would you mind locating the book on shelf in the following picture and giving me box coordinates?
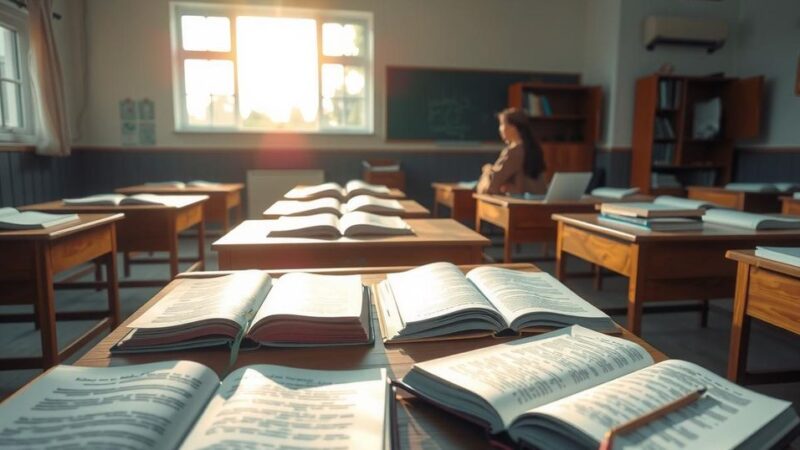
[0,207,79,230]
[143,180,220,188]
[599,214,703,232]
[725,182,800,193]
[398,325,799,450]
[650,173,682,189]
[658,78,681,110]
[374,262,616,343]
[590,187,640,200]
[284,180,392,201]
[264,195,404,218]
[692,97,721,140]
[266,212,413,239]
[112,271,372,353]
[651,142,674,165]
[0,361,392,449]
[63,193,173,206]
[525,92,542,116]
[653,117,675,139]
[755,246,800,267]
[539,95,553,116]
[599,200,707,219]
[702,209,800,231]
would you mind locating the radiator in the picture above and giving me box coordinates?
[246,170,325,219]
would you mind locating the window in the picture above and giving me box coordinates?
[171,3,373,134]
[0,6,32,140]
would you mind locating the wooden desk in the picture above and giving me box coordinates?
[261,199,430,220]
[552,213,800,336]
[688,186,786,213]
[726,250,800,385]
[431,182,476,225]
[474,194,605,263]
[21,196,208,286]
[116,183,244,233]
[781,196,800,215]
[0,214,123,369]
[284,187,407,200]
[74,263,667,450]
[213,219,490,270]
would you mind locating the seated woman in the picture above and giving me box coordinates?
[476,108,547,195]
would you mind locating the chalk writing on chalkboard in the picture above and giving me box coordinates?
[428,97,472,139]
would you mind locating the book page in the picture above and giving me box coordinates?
[265,198,342,216]
[0,207,18,218]
[269,213,341,236]
[0,361,220,449]
[285,182,344,199]
[654,195,715,210]
[339,211,410,236]
[345,179,390,195]
[129,271,271,330]
[63,193,125,205]
[701,209,800,230]
[386,262,497,324]
[466,267,610,325]
[344,195,403,213]
[410,326,653,430]
[249,273,363,328]
[526,359,795,449]
[179,365,387,450]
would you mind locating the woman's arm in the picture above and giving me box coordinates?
[476,147,523,194]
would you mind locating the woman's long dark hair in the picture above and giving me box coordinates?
[498,108,546,179]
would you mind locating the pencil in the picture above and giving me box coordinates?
[598,386,707,450]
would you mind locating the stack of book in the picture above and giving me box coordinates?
[525,92,553,117]
[658,78,681,109]
[598,196,713,231]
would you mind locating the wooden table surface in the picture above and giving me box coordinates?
[262,199,430,220]
[21,195,209,212]
[781,196,800,215]
[74,263,667,450]
[725,249,800,385]
[213,218,490,270]
[552,213,800,335]
[687,186,787,213]
[115,183,244,194]
[431,182,477,224]
[0,213,123,240]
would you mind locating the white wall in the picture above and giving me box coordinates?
[582,0,621,147]
[82,0,588,149]
[735,0,800,146]
[610,0,740,148]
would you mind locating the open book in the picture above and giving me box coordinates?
[267,212,413,238]
[726,182,800,193]
[400,326,799,450]
[63,193,169,206]
[0,361,391,450]
[284,180,392,201]
[265,195,405,218]
[755,246,800,267]
[590,186,640,199]
[112,271,371,353]
[374,262,616,343]
[703,209,800,230]
[0,207,79,230]
[144,180,221,188]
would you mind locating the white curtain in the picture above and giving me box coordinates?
[27,0,71,156]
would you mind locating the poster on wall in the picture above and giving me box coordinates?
[119,98,156,146]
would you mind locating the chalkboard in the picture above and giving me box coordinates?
[386,66,580,142]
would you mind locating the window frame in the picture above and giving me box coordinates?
[170,2,374,135]
[0,5,35,142]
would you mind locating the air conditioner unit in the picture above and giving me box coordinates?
[643,16,728,53]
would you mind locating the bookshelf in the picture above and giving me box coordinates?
[630,74,763,195]
[508,83,602,181]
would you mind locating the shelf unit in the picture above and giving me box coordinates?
[631,74,763,195]
[508,82,602,181]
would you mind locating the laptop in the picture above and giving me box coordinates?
[516,172,593,202]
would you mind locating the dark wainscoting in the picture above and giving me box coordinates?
[733,147,800,182]
[73,147,499,212]
[595,148,632,188]
[0,150,79,207]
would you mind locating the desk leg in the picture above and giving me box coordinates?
[728,262,752,383]
[433,200,439,218]
[34,242,58,368]
[222,211,230,234]
[169,233,180,279]
[626,245,645,336]
[123,252,131,277]
[235,203,242,227]
[105,226,121,328]
[503,228,513,263]
[555,223,567,281]
[699,299,710,327]
[197,221,206,271]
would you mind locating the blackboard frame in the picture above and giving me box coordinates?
[385,65,580,143]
